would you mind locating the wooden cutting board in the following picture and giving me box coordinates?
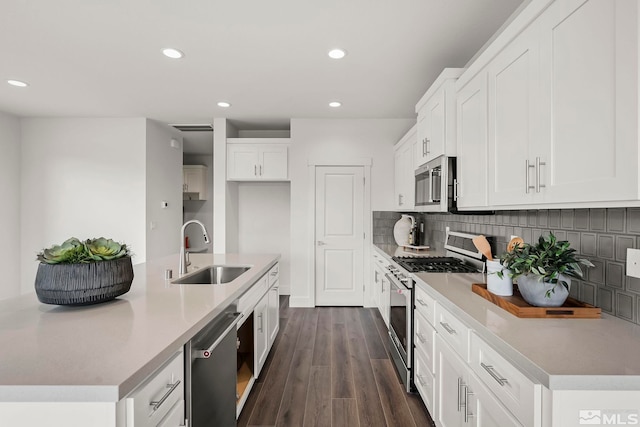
[472,283,601,318]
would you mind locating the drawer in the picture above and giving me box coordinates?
[414,285,436,326]
[470,333,540,426]
[238,275,269,321]
[267,263,279,286]
[413,349,435,414]
[434,304,469,361]
[126,350,184,427]
[414,311,436,375]
[157,400,185,427]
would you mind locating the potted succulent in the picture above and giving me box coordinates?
[498,233,594,307]
[35,237,133,305]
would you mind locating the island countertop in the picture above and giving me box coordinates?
[0,252,279,402]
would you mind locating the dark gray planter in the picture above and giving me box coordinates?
[35,256,134,305]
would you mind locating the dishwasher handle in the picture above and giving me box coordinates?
[195,312,243,359]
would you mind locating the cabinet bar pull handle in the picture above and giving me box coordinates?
[416,298,428,307]
[150,379,181,411]
[260,164,263,176]
[426,138,430,154]
[525,160,535,193]
[417,375,427,386]
[536,157,546,192]
[457,377,464,412]
[464,385,474,422]
[398,194,403,206]
[423,139,427,156]
[481,362,509,386]
[254,165,257,176]
[258,313,264,332]
[440,322,456,335]
[453,178,459,201]
[416,332,427,344]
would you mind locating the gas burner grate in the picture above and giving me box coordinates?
[392,256,480,273]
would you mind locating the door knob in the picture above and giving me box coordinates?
[317,241,327,246]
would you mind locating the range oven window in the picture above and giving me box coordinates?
[389,279,411,361]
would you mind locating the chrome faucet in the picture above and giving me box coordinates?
[180,220,211,275]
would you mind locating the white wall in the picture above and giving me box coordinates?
[20,118,147,294]
[212,118,239,253]
[0,112,22,300]
[288,118,414,307]
[238,182,291,294]
[183,153,214,252]
[145,119,183,260]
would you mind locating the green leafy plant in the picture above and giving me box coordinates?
[498,232,593,297]
[37,237,130,265]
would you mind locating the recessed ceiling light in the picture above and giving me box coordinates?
[7,79,28,87]
[217,101,231,108]
[328,49,347,59]
[162,48,184,59]
[329,101,342,108]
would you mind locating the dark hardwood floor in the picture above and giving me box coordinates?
[238,296,435,427]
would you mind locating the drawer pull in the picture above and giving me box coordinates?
[417,375,427,387]
[416,298,428,307]
[481,362,509,386]
[150,379,181,412]
[440,322,456,335]
[464,385,474,422]
[416,332,427,344]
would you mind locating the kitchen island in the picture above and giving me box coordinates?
[0,252,279,426]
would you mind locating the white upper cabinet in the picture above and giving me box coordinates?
[415,68,465,167]
[394,125,416,210]
[536,0,638,204]
[482,0,638,208]
[456,71,489,209]
[183,165,208,200]
[487,24,540,206]
[227,138,289,181]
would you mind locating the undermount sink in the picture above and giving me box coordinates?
[173,266,251,285]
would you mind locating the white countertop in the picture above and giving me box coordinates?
[0,252,279,402]
[373,244,640,391]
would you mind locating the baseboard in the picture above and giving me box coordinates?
[289,296,314,308]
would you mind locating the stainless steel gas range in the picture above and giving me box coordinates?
[385,228,488,393]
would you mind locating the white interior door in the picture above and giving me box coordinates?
[315,166,364,306]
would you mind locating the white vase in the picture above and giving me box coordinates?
[393,214,415,246]
[517,274,571,307]
[486,260,513,296]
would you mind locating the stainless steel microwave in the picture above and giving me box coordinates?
[414,156,457,212]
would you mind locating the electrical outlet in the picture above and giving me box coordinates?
[627,248,640,278]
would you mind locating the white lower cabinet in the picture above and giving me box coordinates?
[157,401,185,427]
[435,334,469,427]
[467,373,522,427]
[372,252,389,326]
[126,350,185,427]
[254,292,269,377]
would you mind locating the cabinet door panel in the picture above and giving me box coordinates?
[488,26,539,206]
[435,335,467,427]
[538,0,638,203]
[267,283,279,346]
[426,90,446,163]
[456,72,488,208]
[260,145,288,180]
[468,373,523,427]
[227,145,258,180]
[254,295,268,377]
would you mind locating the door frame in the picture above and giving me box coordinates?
[307,158,372,307]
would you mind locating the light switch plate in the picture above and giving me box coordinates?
[626,248,640,278]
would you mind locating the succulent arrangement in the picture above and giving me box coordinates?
[37,237,130,265]
[498,232,593,296]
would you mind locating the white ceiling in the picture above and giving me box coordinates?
[1,0,524,129]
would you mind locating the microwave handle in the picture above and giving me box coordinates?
[428,168,434,203]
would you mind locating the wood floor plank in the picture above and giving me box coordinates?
[358,308,388,359]
[371,359,417,427]
[331,399,359,427]
[344,309,388,427]
[275,349,313,427]
[297,309,319,351]
[331,306,346,324]
[248,309,304,425]
[238,381,262,427]
[371,307,392,355]
[312,308,331,366]
[303,366,331,427]
[331,323,355,398]
[405,392,436,427]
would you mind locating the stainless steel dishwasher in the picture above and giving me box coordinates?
[185,302,242,427]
